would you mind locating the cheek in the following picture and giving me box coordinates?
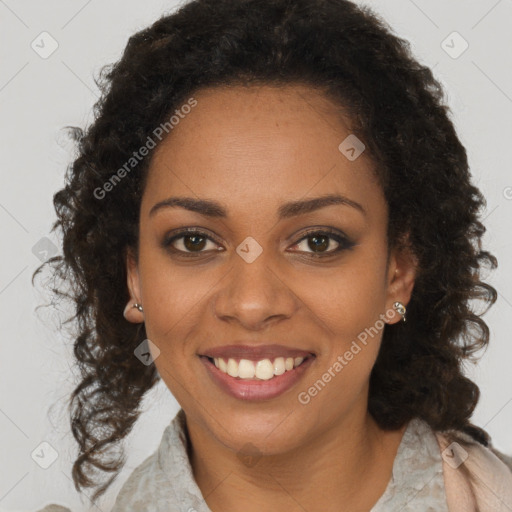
[137,248,218,360]
[295,244,388,399]
[298,246,388,342]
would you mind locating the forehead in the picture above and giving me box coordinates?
[141,84,384,223]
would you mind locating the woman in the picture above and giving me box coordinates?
[34,0,512,511]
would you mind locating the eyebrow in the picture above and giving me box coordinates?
[149,193,366,219]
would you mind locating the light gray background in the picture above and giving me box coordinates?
[1,1,511,511]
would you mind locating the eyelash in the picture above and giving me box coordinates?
[161,227,355,259]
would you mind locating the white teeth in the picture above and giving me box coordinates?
[238,358,255,379]
[227,358,239,378]
[274,357,285,376]
[219,357,228,373]
[294,357,304,367]
[212,355,307,380]
[255,359,274,380]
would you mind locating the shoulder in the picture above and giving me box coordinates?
[110,412,190,512]
[434,430,512,512]
[110,450,167,512]
[34,452,165,512]
[33,456,162,512]
[36,412,190,512]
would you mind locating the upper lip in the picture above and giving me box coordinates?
[200,343,315,361]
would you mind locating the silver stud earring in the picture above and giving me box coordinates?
[393,301,406,322]
[133,303,143,313]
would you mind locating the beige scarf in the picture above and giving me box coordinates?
[436,431,512,511]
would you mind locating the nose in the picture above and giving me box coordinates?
[212,248,298,331]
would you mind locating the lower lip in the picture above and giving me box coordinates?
[199,356,315,401]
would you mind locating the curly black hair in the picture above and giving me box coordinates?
[33,0,498,504]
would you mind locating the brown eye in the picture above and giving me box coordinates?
[301,233,335,253]
[162,229,221,257]
[290,229,355,258]
[182,233,208,252]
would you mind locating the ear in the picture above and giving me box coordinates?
[124,246,144,323]
[384,234,418,325]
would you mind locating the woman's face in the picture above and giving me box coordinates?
[126,84,415,456]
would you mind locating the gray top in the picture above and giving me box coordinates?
[108,409,449,512]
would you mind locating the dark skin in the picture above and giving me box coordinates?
[125,84,416,511]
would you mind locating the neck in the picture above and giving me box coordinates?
[185,405,407,512]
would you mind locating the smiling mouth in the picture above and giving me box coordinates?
[201,354,314,380]
[199,353,316,401]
